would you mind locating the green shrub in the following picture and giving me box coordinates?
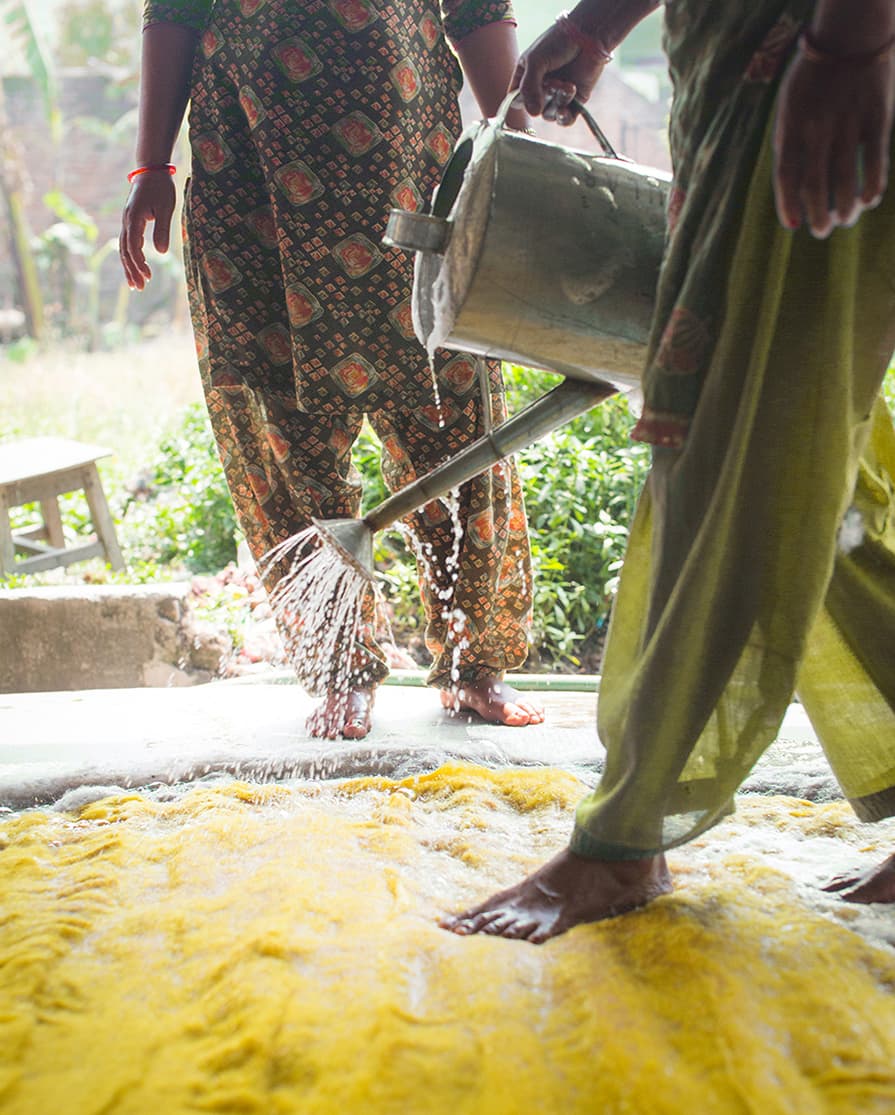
[519,409,648,665]
[507,365,648,665]
[119,403,238,572]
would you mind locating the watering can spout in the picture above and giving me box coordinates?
[311,377,617,582]
[383,210,450,254]
[312,517,375,578]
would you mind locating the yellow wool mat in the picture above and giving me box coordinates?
[2,764,895,1115]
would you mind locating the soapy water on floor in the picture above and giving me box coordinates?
[3,763,895,1114]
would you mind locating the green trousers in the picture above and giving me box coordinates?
[572,0,895,858]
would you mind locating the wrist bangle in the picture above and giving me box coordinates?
[556,12,613,64]
[127,163,177,184]
[798,28,895,67]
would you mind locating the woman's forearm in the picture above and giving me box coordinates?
[453,21,529,128]
[135,22,199,164]
[809,0,895,53]
[568,0,661,52]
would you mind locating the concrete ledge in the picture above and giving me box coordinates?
[0,584,230,693]
[0,679,836,812]
[0,682,601,809]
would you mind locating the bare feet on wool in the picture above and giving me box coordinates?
[823,852,895,904]
[440,847,672,944]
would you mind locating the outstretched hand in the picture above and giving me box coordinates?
[773,49,895,237]
[119,173,177,290]
[510,20,608,124]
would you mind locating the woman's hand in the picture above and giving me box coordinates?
[119,171,177,290]
[773,48,895,237]
[511,21,608,124]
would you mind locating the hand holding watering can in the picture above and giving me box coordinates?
[512,3,659,123]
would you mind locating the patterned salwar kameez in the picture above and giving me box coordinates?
[142,0,534,692]
[572,0,895,858]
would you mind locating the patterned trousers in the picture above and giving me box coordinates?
[182,0,533,690]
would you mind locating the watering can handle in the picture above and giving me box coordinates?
[494,91,619,160]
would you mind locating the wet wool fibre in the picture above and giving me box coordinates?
[2,765,895,1114]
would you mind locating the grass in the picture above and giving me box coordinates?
[0,332,202,478]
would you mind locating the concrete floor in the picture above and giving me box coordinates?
[0,673,838,810]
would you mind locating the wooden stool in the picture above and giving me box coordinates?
[0,437,126,576]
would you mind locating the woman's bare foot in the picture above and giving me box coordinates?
[306,687,375,740]
[439,847,672,943]
[822,852,895,903]
[440,678,545,727]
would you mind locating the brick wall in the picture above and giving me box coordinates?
[4,69,136,246]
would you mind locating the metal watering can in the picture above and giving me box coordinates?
[314,92,671,577]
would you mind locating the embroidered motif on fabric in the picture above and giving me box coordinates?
[631,408,691,449]
[744,15,800,83]
[667,185,687,234]
[655,307,712,376]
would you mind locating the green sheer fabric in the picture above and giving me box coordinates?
[571,0,895,859]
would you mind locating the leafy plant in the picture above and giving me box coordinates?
[1,0,60,338]
[119,404,239,572]
[1,0,60,139]
[519,414,648,665]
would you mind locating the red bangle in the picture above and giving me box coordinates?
[798,28,895,67]
[127,163,177,184]
[556,12,613,64]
